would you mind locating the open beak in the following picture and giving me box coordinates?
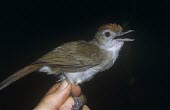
[115,30,134,41]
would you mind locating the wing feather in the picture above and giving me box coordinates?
[35,40,104,72]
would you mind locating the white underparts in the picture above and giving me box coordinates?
[39,66,53,74]
[65,65,102,84]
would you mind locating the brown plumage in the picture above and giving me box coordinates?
[34,40,104,73]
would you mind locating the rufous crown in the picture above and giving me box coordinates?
[98,23,123,33]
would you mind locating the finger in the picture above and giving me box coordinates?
[35,80,71,110]
[59,97,74,110]
[79,94,87,105]
[82,105,90,110]
[71,84,81,96]
[45,83,81,97]
[44,83,61,96]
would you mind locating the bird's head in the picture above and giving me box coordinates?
[94,23,134,49]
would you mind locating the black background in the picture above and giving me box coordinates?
[0,0,169,110]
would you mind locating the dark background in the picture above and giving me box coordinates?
[0,0,169,110]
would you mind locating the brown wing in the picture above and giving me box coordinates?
[34,40,104,72]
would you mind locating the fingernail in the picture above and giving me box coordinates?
[58,80,68,91]
[60,106,71,110]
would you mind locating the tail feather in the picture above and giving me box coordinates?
[0,64,43,90]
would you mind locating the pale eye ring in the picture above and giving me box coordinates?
[104,31,111,37]
[103,30,117,38]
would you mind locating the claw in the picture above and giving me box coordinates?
[72,97,83,110]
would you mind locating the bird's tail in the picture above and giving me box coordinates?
[0,64,43,91]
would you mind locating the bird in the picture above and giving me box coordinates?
[0,23,134,90]
[0,23,134,109]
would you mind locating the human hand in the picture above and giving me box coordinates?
[34,80,90,110]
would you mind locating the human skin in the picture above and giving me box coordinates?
[34,80,90,110]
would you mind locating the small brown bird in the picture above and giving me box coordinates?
[0,23,134,90]
[0,23,134,109]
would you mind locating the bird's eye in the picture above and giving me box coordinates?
[104,31,111,37]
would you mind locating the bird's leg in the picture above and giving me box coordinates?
[62,73,83,110]
[55,73,66,83]
[70,93,83,110]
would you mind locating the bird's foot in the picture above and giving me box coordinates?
[72,96,83,110]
